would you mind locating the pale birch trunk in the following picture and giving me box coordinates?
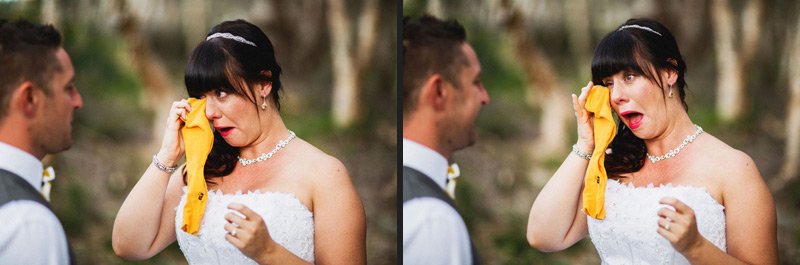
[113,0,177,151]
[710,0,762,122]
[499,0,571,157]
[180,0,208,52]
[774,15,800,189]
[327,0,379,128]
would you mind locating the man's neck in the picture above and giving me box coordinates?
[0,120,43,160]
[403,127,452,161]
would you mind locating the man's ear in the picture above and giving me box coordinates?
[12,81,41,118]
[420,74,448,111]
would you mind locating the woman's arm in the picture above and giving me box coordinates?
[526,152,590,251]
[112,100,191,259]
[527,82,595,251]
[112,162,184,260]
[312,158,367,264]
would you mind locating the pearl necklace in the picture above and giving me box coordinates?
[646,124,703,164]
[237,130,296,166]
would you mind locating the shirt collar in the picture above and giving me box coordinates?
[402,138,449,189]
[0,141,44,192]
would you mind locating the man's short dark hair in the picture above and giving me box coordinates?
[402,15,468,116]
[0,19,63,119]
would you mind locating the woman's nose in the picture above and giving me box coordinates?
[205,100,221,120]
[610,84,626,105]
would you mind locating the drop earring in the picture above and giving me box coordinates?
[668,84,674,98]
[261,96,267,110]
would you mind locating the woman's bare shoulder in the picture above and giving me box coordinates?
[288,138,350,182]
[696,133,764,186]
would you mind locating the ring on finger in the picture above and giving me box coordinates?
[664,217,672,231]
[228,228,237,237]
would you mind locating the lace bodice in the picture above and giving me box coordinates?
[587,179,726,265]
[175,187,315,264]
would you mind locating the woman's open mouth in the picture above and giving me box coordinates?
[619,111,643,130]
[215,127,234,137]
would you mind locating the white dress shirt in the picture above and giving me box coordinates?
[0,141,70,264]
[402,138,472,265]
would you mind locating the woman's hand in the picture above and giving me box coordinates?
[156,99,192,167]
[224,203,276,264]
[657,197,706,254]
[572,81,595,153]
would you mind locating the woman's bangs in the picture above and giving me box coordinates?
[184,42,238,98]
[591,33,644,85]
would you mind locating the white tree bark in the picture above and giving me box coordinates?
[40,0,60,26]
[710,0,762,123]
[114,0,177,150]
[774,14,800,189]
[327,0,379,128]
[180,0,208,53]
[498,0,571,157]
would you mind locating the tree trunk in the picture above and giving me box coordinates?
[327,0,358,128]
[180,0,208,53]
[710,0,762,123]
[499,0,571,157]
[425,0,444,17]
[774,15,800,190]
[113,0,177,150]
[40,0,60,26]
[327,0,380,129]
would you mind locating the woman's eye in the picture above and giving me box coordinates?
[216,90,227,98]
[625,74,635,81]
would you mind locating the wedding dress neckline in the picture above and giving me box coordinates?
[175,187,315,264]
[204,188,313,214]
[606,179,723,207]
[588,178,727,265]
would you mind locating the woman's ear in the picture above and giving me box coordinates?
[259,70,273,97]
[666,58,679,86]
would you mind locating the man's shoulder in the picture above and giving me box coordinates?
[0,201,69,264]
[0,201,62,227]
[403,198,469,237]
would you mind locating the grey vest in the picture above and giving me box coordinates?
[0,169,76,264]
[403,166,480,265]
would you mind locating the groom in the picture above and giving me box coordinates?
[0,19,83,264]
[402,15,490,264]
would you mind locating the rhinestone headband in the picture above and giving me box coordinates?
[206,32,257,47]
[617,25,662,36]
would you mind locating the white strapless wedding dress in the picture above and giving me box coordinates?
[175,187,315,264]
[587,179,726,265]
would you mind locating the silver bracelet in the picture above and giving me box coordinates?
[152,155,178,173]
[572,144,592,161]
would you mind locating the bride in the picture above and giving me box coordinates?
[526,18,777,264]
[112,19,366,264]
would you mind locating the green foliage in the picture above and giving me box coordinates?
[56,178,93,237]
[61,23,150,141]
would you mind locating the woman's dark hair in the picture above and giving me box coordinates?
[590,18,688,176]
[183,19,283,181]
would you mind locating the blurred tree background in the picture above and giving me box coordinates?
[406,0,800,264]
[2,0,396,264]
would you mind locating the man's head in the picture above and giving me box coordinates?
[0,19,83,159]
[403,15,489,159]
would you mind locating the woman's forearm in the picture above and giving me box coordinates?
[112,162,175,259]
[526,152,589,251]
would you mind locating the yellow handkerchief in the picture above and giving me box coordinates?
[582,85,617,220]
[180,98,214,235]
